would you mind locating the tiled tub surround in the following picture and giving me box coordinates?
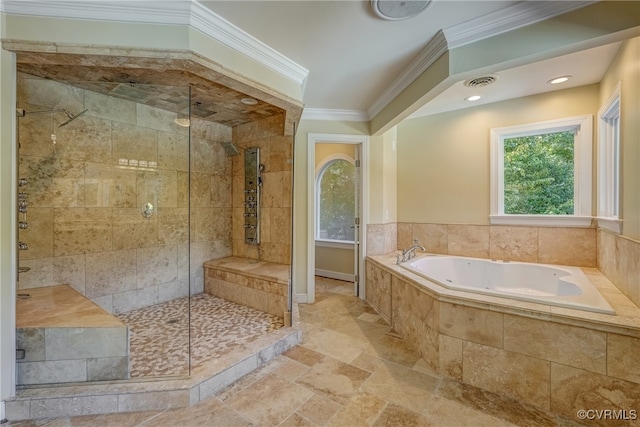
[599,229,640,308]
[394,222,639,313]
[204,256,289,319]
[17,72,234,314]
[16,285,129,385]
[393,222,598,267]
[366,254,640,425]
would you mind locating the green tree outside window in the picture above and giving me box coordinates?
[503,131,575,215]
[318,159,356,241]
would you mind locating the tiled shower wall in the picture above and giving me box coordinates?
[17,73,233,313]
[231,114,292,265]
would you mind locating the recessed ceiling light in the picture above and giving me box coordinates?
[465,95,482,102]
[548,75,572,85]
[371,0,432,20]
[241,98,258,105]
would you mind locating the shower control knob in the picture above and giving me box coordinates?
[18,178,29,186]
[18,222,28,229]
[18,242,28,250]
[141,202,154,218]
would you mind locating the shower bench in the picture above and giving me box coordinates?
[15,284,129,385]
[203,257,289,320]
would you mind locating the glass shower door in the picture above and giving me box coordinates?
[15,73,192,384]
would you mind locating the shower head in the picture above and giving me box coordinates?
[220,141,241,157]
[59,109,88,128]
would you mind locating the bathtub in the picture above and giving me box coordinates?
[401,255,615,314]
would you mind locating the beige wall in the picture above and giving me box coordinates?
[599,37,640,241]
[315,246,355,277]
[315,143,355,169]
[597,37,640,308]
[396,84,601,224]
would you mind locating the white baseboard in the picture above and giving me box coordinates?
[315,269,354,282]
[1,400,5,422]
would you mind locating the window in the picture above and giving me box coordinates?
[490,115,592,226]
[316,158,356,241]
[597,83,622,233]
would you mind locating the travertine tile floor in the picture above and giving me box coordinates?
[117,294,284,378]
[9,277,581,427]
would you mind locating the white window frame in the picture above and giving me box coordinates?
[597,82,622,234]
[315,154,356,244]
[490,115,593,227]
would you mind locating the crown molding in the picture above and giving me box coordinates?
[301,108,369,122]
[443,0,594,48]
[0,0,309,86]
[367,29,448,120]
[189,1,308,85]
[367,0,594,121]
[0,1,191,24]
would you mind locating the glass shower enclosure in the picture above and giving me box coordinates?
[15,73,193,384]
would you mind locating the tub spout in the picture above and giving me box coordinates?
[400,239,426,262]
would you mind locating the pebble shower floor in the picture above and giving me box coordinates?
[116,293,284,378]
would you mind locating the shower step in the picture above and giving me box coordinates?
[5,305,301,421]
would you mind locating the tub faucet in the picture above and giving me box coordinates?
[398,239,425,264]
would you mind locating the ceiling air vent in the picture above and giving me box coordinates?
[464,75,498,88]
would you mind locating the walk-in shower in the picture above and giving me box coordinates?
[14,75,202,385]
[14,71,289,391]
